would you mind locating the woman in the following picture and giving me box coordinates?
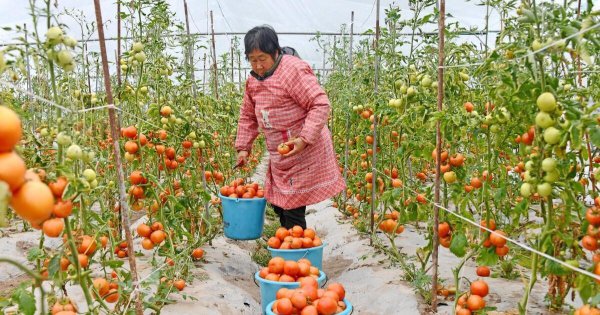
[235,25,345,229]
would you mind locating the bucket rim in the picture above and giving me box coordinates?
[265,298,353,314]
[267,242,327,252]
[218,193,266,201]
[254,270,326,286]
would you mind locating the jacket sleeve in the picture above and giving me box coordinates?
[235,82,259,152]
[285,62,330,145]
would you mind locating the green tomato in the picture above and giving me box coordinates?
[407,86,416,97]
[40,128,49,137]
[132,42,144,53]
[531,39,543,51]
[523,171,536,183]
[46,26,63,44]
[56,132,72,146]
[89,179,98,189]
[525,160,535,171]
[394,80,403,90]
[199,140,206,148]
[420,76,432,88]
[543,127,561,145]
[490,125,500,133]
[459,72,469,81]
[537,92,557,113]
[520,183,533,197]
[543,169,559,183]
[537,182,552,197]
[134,52,146,63]
[66,144,83,160]
[541,158,557,172]
[83,169,96,182]
[535,112,555,129]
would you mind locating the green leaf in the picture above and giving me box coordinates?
[477,247,499,266]
[13,287,35,315]
[48,255,61,277]
[103,259,125,268]
[589,127,600,148]
[449,232,467,257]
[26,247,43,262]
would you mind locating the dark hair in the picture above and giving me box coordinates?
[244,25,281,59]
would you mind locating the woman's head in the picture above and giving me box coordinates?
[245,25,281,77]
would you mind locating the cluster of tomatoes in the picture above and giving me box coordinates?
[456,266,490,315]
[259,257,320,283]
[50,298,78,315]
[480,219,510,257]
[270,279,347,315]
[582,200,600,282]
[91,276,120,304]
[574,304,600,315]
[0,107,59,232]
[267,226,323,250]
[136,221,167,250]
[219,178,264,199]
[378,210,404,235]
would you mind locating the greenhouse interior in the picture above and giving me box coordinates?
[0,0,600,314]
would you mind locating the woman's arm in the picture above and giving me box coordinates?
[285,62,330,145]
[235,82,259,154]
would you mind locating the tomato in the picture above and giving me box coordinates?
[476,266,491,277]
[0,106,22,153]
[173,279,186,291]
[42,218,65,238]
[438,222,451,237]
[466,294,485,311]
[316,296,338,315]
[543,127,561,145]
[10,181,54,226]
[0,151,26,192]
[464,102,474,113]
[278,143,291,155]
[192,248,205,259]
[586,207,600,226]
[489,230,507,247]
[582,235,599,251]
[443,171,457,183]
[537,92,557,113]
[470,280,489,297]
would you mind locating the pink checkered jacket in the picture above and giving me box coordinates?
[235,55,346,209]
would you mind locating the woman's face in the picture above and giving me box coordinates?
[248,49,276,77]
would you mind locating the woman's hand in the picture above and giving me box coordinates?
[236,150,249,167]
[282,137,307,157]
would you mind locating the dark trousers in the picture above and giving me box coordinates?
[272,204,306,229]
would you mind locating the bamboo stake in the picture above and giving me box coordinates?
[231,38,235,83]
[432,0,446,311]
[342,11,354,213]
[210,11,219,99]
[184,0,197,98]
[92,1,143,314]
[24,24,33,102]
[370,0,380,246]
[116,0,122,86]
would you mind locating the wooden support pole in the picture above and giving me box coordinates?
[370,0,380,246]
[432,0,446,311]
[92,1,143,314]
[210,11,219,99]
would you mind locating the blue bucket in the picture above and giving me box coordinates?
[219,193,266,240]
[268,243,326,270]
[265,298,353,315]
[255,271,326,314]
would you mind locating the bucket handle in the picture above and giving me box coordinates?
[253,273,259,287]
[321,273,328,288]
